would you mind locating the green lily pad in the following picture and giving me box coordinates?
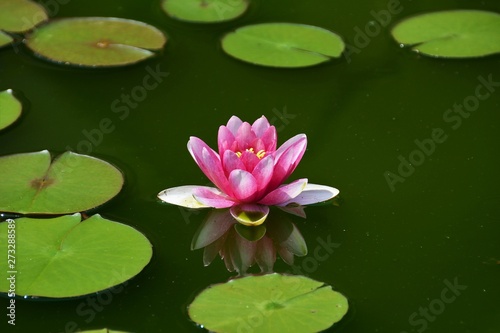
[221,23,345,68]
[0,150,124,214]
[189,274,348,333]
[0,90,22,130]
[391,10,500,58]
[80,329,131,333]
[162,0,248,23]
[25,17,167,67]
[0,214,152,298]
[0,0,48,33]
[0,31,13,48]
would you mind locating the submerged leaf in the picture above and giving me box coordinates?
[189,274,348,333]
[0,214,152,298]
[0,150,124,214]
[0,89,22,130]
[221,23,345,68]
[391,10,500,58]
[0,0,48,33]
[25,17,167,67]
[162,0,248,23]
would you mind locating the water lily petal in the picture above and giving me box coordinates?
[157,185,210,208]
[218,125,235,155]
[226,115,243,136]
[261,126,277,151]
[228,169,258,201]
[188,137,233,196]
[230,204,270,226]
[268,134,307,189]
[240,149,260,172]
[252,155,274,195]
[236,121,256,149]
[279,183,340,206]
[251,115,271,137]
[193,186,236,208]
[222,150,245,176]
[258,178,308,206]
[274,133,307,162]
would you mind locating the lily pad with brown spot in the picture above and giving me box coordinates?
[0,150,124,214]
[25,17,167,67]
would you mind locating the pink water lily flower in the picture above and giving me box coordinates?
[158,116,339,226]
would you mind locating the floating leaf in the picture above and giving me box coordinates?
[221,23,345,68]
[25,17,167,67]
[161,0,248,23]
[0,214,152,298]
[0,30,13,48]
[80,329,131,333]
[189,274,348,333]
[0,0,48,33]
[0,150,124,214]
[0,90,22,130]
[391,10,500,58]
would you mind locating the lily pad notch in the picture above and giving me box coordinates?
[188,273,349,333]
[25,17,167,67]
[221,23,346,68]
[391,10,500,58]
[0,150,124,215]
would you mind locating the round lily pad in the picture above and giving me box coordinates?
[189,273,348,333]
[0,214,152,298]
[162,0,248,23]
[0,150,124,214]
[391,10,500,58]
[0,31,13,48]
[221,23,345,68]
[79,329,131,333]
[0,89,22,130]
[0,0,48,33]
[25,17,167,67]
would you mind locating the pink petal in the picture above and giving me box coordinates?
[226,116,243,136]
[217,126,235,155]
[251,155,274,196]
[261,126,277,152]
[279,183,340,206]
[256,237,276,273]
[258,178,308,206]
[240,150,260,172]
[268,134,307,190]
[278,205,307,218]
[274,133,307,162]
[193,187,236,208]
[222,150,245,176]
[228,169,258,202]
[236,122,256,149]
[251,116,271,137]
[188,137,233,196]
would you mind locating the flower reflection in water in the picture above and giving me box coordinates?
[191,209,308,275]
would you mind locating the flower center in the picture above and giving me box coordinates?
[235,148,266,159]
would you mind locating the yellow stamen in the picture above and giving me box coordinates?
[235,148,266,159]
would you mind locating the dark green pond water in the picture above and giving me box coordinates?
[1,0,500,332]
